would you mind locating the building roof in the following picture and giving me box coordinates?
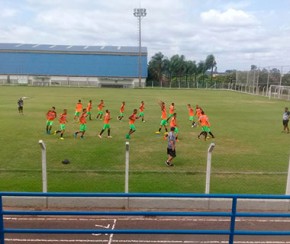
[0,43,147,55]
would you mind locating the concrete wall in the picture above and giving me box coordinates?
[3,196,290,211]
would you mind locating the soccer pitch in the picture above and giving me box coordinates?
[0,86,289,194]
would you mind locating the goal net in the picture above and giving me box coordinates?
[268,85,290,100]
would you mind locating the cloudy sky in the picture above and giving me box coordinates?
[1,0,290,72]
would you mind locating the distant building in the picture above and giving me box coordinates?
[0,43,147,88]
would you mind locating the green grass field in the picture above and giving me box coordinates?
[0,86,289,194]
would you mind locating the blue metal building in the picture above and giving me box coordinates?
[0,43,147,87]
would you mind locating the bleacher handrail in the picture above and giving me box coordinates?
[1,192,290,244]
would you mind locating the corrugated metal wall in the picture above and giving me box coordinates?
[0,52,147,78]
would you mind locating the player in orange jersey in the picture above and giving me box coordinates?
[195,104,203,119]
[74,108,87,139]
[187,104,196,127]
[197,111,215,140]
[125,109,139,139]
[117,101,125,121]
[96,99,105,120]
[138,101,145,122]
[46,106,57,134]
[74,100,82,121]
[156,101,168,134]
[98,109,112,138]
[164,112,179,141]
[54,109,68,140]
[167,102,175,122]
[86,100,93,120]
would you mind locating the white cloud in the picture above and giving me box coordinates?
[200,8,258,27]
[0,8,18,18]
[0,0,290,71]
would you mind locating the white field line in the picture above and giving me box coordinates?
[108,219,117,244]
[5,217,290,243]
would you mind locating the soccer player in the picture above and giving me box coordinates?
[96,99,105,120]
[17,97,24,115]
[139,101,145,122]
[156,101,168,134]
[167,102,175,122]
[195,104,203,119]
[46,106,57,134]
[125,109,139,139]
[117,101,125,121]
[74,108,87,139]
[54,109,68,140]
[197,111,215,140]
[282,107,290,133]
[86,100,93,120]
[169,113,179,141]
[164,112,179,140]
[99,109,112,138]
[74,100,82,121]
[187,104,196,127]
[165,127,176,167]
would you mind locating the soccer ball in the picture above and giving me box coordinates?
[62,159,70,164]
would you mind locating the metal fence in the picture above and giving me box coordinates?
[1,192,290,244]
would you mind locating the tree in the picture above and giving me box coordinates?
[251,65,257,70]
[147,52,218,88]
[205,54,216,83]
[185,60,197,88]
[148,52,167,87]
[197,61,206,88]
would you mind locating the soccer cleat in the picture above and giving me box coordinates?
[98,135,102,139]
[155,131,160,134]
[60,137,64,140]
[107,136,112,138]
[165,161,174,166]
[53,131,57,135]
[142,120,146,123]
[80,136,84,139]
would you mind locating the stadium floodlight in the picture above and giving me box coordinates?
[133,8,147,88]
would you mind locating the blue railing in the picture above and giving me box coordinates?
[1,192,290,244]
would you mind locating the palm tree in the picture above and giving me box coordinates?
[148,52,166,87]
[185,60,197,88]
[205,54,217,84]
[197,61,206,88]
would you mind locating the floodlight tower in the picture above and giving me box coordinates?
[133,8,146,88]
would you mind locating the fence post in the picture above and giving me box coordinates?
[229,196,237,244]
[125,142,130,193]
[205,143,215,194]
[286,155,290,195]
[0,195,4,244]
[39,140,47,193]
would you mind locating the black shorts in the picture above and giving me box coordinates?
[167,148,176,157]
[283,120,289,126]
